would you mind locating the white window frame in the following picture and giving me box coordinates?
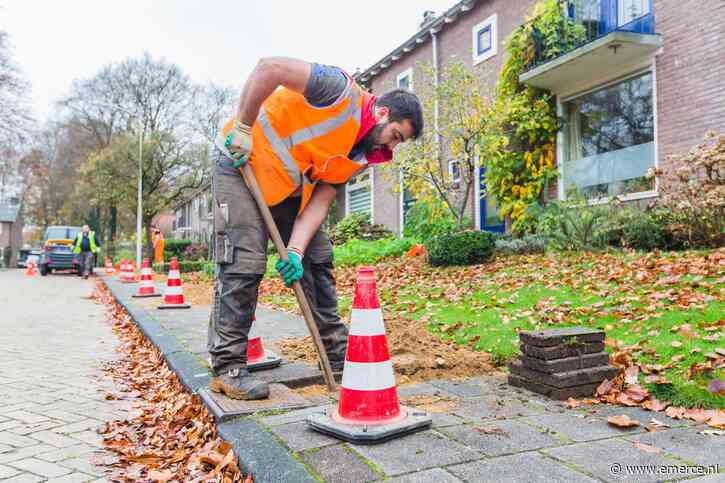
[345,168,375,221]
[396,67,413,91]
[472,14,498,65]
[557,65,659,204]
[448,160,462,186]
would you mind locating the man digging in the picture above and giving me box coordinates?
[207,58,423,400]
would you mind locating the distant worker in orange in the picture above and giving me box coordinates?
[152,228,165,265]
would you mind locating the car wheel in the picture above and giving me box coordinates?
[40,264,49,276]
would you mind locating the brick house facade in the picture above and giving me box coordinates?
[342,0,725,235]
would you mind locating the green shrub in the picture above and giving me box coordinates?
[334,238,413,267]
[153,260,207,274]
[603,208,669,251]
[403,201,468,243]
[164,239,193,259]
[426,231,495,267]
[495,234,547,255]
[330,213,392,245]
[536,196,610,251]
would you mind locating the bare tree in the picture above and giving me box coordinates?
[0,31,34,148]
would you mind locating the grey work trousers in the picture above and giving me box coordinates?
[207,149,348,375]
[79,252,94,277]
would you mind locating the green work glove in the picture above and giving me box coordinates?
[275,250,303,288]
[222,121,253,168]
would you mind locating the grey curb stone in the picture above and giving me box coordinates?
[103,279,315,483]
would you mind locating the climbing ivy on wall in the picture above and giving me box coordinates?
[483,0,585,234]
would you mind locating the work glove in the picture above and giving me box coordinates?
[223,120,253,168]
[275,250,304,288]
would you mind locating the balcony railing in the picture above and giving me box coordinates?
[525,0,655,73]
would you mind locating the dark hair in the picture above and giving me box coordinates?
[376,89,424,139]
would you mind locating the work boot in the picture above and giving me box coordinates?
[209,367,270,400]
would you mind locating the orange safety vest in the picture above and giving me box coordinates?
[221,79,369,213]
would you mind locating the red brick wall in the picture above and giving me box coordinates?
[654,0,725,169]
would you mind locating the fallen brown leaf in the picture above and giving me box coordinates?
[607,415,640,428]
[633,441,662,453]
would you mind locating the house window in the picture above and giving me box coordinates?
[562,71,655,200]
[346,170,372,216]
[397,68,413,91]
[618,0,651,27]
[448,160,461,188]
[472,14,498,65]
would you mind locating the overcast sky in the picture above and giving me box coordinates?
[2,0,456,122]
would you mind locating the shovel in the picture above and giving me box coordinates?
[238,163,337,392]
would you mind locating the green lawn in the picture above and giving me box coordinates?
[260,245,724,409]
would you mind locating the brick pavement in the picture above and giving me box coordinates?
[0,269,132,482]
[103,274,724,483]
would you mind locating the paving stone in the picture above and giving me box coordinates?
[57,457,102,476]
[508,374,601,400]
[428,379,490,398]
[627,427,725,467]
[68,431,104,448]
[584,405,695,428]
[260,405,333,427]
[544,438,682,482]
[430,412,464,428]
[439,419,563,456]
[521,411,638,442]
[0,444,57,464]
[521,352,611,374]
[36,444,98,463]
[386,468,462,483]
[519,328,605,347]
[452,395,544,421]
[1,474,44,483]
[253,362,326,389]
[164,350,210,394]
[448,452,599,482]
[3,411,49,424]
[522,342,607,360]
[349,431,481,476]
[27,430,82,448]
[397,382,456,399]
[0,463,21,478]
[300,444,380,483]
[0,420,21,432]
[688,474,725,482]
[218,417,316,482]
[9,420,63,435]
[270,421,339,451]
[0,432,40,448]
[8,457,72,478]
[508,361,620,388]
[52,420,104,435]
[0,443,12,453]
[46,473,98,483]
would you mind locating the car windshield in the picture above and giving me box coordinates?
[68,228,81,240]
[44,227,80,241]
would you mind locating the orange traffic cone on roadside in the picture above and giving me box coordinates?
[25,260,38,277]
[132,258,161,298]
[247,314,282,371]
[120,259,136,283]
[157,257,190,309]
[104,257,115,275]
[307,266,431,443]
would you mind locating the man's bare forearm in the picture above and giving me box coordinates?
[287,184,338,254]
[236,57,311,126]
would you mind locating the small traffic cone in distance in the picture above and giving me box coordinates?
[307,266,431,444]
[157,257,190,309]
[247,314,282,371]
[104,257,115,275]
[25,260,37,277]
[132,258,161,298]
[120,259,136,283]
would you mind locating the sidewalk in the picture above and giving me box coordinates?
[0,270,135,482]
[103,274,724,483]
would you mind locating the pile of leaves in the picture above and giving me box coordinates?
[93,281,251,482]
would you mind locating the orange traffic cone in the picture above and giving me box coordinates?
[247,314,282,371]
[120,259,136,283]
[25,260,38,277]
[132,258,161,298]
[104,257,115,275]
[307,266,431,443]
[157,257,190,309]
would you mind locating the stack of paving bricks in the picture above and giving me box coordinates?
[508,327,620,400]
